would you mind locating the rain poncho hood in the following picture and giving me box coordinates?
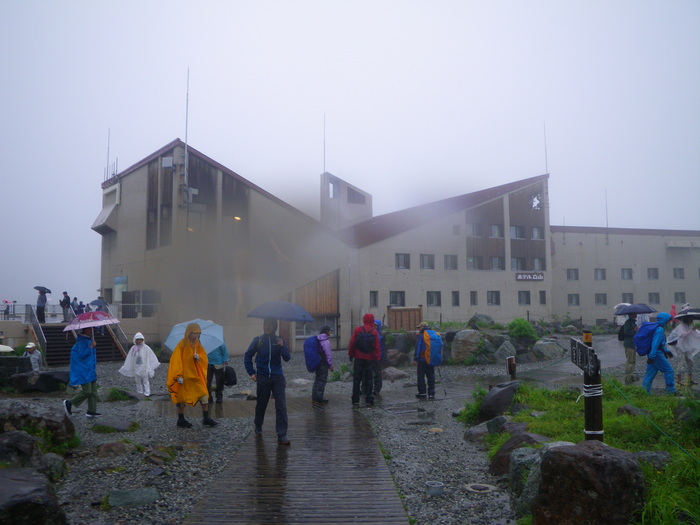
[656,313,672,325]
[166,323,209,405]
[120,332,160,379]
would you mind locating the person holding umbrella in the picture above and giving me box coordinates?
[166,322,217,428]
[622,313,639,385]
[63,327,100,418]
[36,288,48,324]
[244,318,292,445]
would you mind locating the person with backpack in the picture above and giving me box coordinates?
[622,313,638,384]
[244,318,292,445]
[414,321,438,399]
[311,325,334,406]
[641,312,677,395]
[348,313,381,407]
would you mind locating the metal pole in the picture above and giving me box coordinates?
[582,331,603,441]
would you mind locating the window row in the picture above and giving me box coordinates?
[370,290,547,308]
[567,292,687,307]
[566,267,695,281]
[396,253,548,271]
[465,223,545,240]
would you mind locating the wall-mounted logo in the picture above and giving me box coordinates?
[515,272,545,281]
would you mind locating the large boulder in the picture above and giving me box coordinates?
[0,401,74,443]
[467,314,495,328]
[478,381,520,423]
[451,329,481,362]
[0,431,67,483]
[392,332,412,354]
[11,370,71,393]
[0,468,67,524]
[386,349,411,368]
[381,366,408,381]
[531,440,645,525]
[531,339,567,360]
[490,432,551,475]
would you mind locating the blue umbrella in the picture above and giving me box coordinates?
[164,319,225,352]
[614,303,657,315]
[247,300,314,323]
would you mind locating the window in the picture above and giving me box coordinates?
[427,291,441,307]
[470,291,478,306]
[510,225,525,239]
[466,223,482,237]
[567,268,579,281]
[467,256,483,270]
[420,254,435,270]
[389,291,405,307]
[621,268,633,280]
[444,254,458,270]
[395,253,410,269]
[531,258,546,271]
[674,292,686,304]
[594,268,606,281]
[647,267,659,280]
[451,291,460,306]
[621,293,634,304]
[648,292,660,304]
[568,294,580,306]
[539,290,546,305]
[487,291,501,305]
[489,224,504,238]
[595,293,607,306]
[452,225,460,235]
[490,256,505,270]
[531,226,544,240]
[673,268,685,279]
[369,291,378,308]
[511,257,526,271]
[518,291,531,305]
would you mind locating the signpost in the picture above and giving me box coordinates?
[570,332,604,441]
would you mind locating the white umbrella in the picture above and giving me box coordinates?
[0,344,15,353]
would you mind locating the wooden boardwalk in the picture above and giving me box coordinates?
[181,398,409,525]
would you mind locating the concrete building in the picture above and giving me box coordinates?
[91,139,700,353]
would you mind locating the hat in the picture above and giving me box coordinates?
[320,325,332,333]
[26,342,36,349]
[416,321,429,329]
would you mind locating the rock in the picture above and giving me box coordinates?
[485,415,511,434]
[392,332,412,354]
[634,450,672,470]
[531,339,567,360]
[478,381,521,423]
[490,432,551,476]
[0,468,67,524]
[509,447,541,517]
[451,330,481,362]
[40,452,67,482]
[382,366,408,381]
[493,340,517,362]
[96,441,135,458]
[11,370,71,393]
[531,440,645,525]
[0,401,74,443]
[463,421,489,442]
[386,349,410,368]
[107,486,160,507]
[0,430,44,470]
[467,313,494,328]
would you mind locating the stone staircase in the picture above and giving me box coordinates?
[41,324,125,366]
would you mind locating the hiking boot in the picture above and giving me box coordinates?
[277,438,291,446]
[202,417,218,427]
[63,400,72,417]
[428,395,435,400]
[415,393,427,399]
[215,398,223,404]
[366,402,375,407]
[254,426,263,435]
[177,419,193,428]
[86,412,102,418]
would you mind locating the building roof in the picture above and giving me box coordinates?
[335,174,549,248]
[550,225,700,237]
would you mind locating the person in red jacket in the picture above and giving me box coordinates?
[348,313,381,407]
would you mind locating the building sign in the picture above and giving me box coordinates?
[515,272,545,281]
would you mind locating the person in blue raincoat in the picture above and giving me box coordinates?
[642,312,677,395]
[63,327,101,417]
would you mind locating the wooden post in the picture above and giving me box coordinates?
[506,356,516,380]
[582,331,603,442]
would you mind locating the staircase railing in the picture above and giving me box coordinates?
[25,305,47,355]
[105,305,128,358]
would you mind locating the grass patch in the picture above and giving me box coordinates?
[106,388,131,401]
[20,424,81,455]
[457,380,700,523]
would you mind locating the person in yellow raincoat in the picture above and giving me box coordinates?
[167,322,218,428]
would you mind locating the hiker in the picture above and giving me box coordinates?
[207,342,229,404]
[312,325,334,406]
[166,322,218,428]
[60,292,71,322]
[622,313,638,384]
[118,332,160,397]
[413,321,436,399]
[36,289,47,324]
[23,342,42,372]
[642,313,677,394]
[63,327,101,418]
[668,308,700,386]
[244,318,291,445]
[348,313,381,407]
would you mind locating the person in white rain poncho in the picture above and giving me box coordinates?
[119,332,160,396]
[668,305,700,386]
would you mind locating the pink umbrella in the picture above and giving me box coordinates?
[62,311,120,332]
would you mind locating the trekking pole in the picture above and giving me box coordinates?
[436,366,447,398]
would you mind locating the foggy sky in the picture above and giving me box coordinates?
[1,0,699,306]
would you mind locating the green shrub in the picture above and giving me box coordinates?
[456,387,487,424]
[507,318,538,341]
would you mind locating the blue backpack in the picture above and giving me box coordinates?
[303,335,323,372]
[422,329,443,366]
[633,321,660,356]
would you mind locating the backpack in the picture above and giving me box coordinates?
[353,327,376,354]
[633,321,660,356]
[617,324,625,341]
[303,335,323,372]
[222,365,237,386]
[422,330,443,366]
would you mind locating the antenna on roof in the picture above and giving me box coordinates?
[543,121,549,174]
[323,113,326,173]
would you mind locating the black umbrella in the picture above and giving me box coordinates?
[674,307,700,321]
[247,300,314,323]
[90,299,108,307]
[614,303,657,315]
[34,286,52,294]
